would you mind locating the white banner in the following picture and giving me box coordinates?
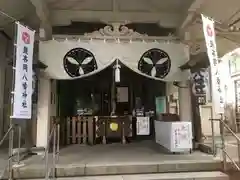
[201,14,225,113]
[12,22,35,119]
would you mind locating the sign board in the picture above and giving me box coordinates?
[155,96,166,114]
[191,68,209,105]
[136,117,150,135]
[235,80,240,112]
[12,22,35,119]
[229,53,240,75]
[172,122,192,149]
[201,14,225,113]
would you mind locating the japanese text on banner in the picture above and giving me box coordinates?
[201,14,225,113]
[12,22,35,119]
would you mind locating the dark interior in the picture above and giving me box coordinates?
[57,63,166,140]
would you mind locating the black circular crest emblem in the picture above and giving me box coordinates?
[138,48,171,79]
[63,48,98,77]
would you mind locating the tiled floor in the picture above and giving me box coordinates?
[23,140,220,166]
[0,140,238,179]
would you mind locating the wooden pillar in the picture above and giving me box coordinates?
[88,117,94,145]
[178,81,192,122]
[191,89,203,144]
[72,117,77,144]
[36,76,51,148]
[190,67,205,145]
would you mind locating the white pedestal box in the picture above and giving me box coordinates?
[154,121,193,153]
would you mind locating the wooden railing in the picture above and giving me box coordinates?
[53,116,94,146]
[53,115,132,146]
[66,116,94,145]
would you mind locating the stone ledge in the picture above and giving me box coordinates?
[0,160,223,179]
[15,171,229,180]
[85,163,158,175]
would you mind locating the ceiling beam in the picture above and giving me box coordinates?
[51,10,182,28]
[30,0,52,40]
[180,0,207,30]
[112,0,118,12]
[177,0,207,40]
[180,52,208,70]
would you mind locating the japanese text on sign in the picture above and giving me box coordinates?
[12,22,35,119]
[191,69,208,105]
[22,46,29,109]
[201,14,225,113]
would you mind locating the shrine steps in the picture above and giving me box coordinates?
[23,171,229,180]
[1,142,232,179]
[1,159,227,179]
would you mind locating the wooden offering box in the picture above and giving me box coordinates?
[95,116,132,144]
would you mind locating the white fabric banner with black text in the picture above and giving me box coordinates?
[201,14,225,113]
[12,22,35,119]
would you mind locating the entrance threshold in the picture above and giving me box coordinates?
[12,141,223,179]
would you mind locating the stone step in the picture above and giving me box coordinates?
[1,160,223,179]
[25,171,229,180]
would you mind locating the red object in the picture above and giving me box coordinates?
[206,24,213,37]
[22,32,30,44]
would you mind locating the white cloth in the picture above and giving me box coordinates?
[39,40,190,81]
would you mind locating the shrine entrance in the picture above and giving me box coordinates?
[56,63,166,146]
[37,24,193,154]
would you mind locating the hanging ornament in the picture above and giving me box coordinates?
[114,59,121,83]
[115,68,120,82]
